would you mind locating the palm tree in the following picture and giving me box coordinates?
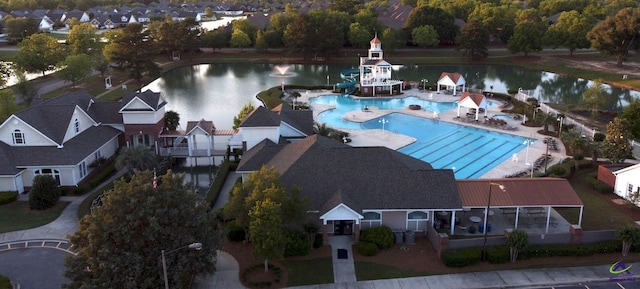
[115,145,158,174]
[313,122,334,137]
[164,110,180,131]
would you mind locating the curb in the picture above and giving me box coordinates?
[0,239,76,255]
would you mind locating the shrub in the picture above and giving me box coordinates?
[0,191,18,205]
[313,233,323,249]
[360,226,394,249]
[585,173,613,194]
[547,166,567,178]
[28,175,61,210]
[594,132,606,142]
[0,274,10,289]
[442,248,481,267]
[225,220,246,242]
[284,229,311,257]
[487,247,509,264]
[357,242,379,256]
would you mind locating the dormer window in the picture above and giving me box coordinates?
[12,129,24,144]
[74,118,80,133]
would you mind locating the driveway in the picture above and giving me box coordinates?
[0,248,70,289]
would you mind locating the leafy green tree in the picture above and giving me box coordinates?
[229,30,251,51]
[57,54,93,88]
[601,117,633,163]
[617,99,640,140]
[507,22,544,56]
[232,18,258,44]
[506,229,528,263]
[411,25,440,48]
[348,22,373,48]
[28,175,61,210]
[582,80,607,120]
[4,17,38,44]
[115,145,158,174]
[249,198,285,272]
[617,224,640,256]
[468,3,517,40]
[64,170,221,289]
[427,0,480,20]
[67,22,99,55]
[92,53,110,78]
[587,7,640,66]
[233,102,255,130]
[381,28,400,52]
[14,33,68,76]
[12,71,36,102]
[544,11,595,56]
[404,5,457,43]
[103,23,159,82]
[0,61,11,88]
[150,18,202,60]
[204,7,213,19]
[164,110,180,131]
[0,89,18,122]
[254,30,268,52]
[201,29,231,52]
[328,0,361,15]
[457,19,489,60]
[538,0,592,16]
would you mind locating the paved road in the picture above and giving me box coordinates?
[0,248,70,289]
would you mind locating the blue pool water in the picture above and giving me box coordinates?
[311,95,526,179]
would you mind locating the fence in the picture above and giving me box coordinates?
[632,140,640,160]
[444,230,616,250]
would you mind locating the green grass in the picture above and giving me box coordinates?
[0,201,69,234]
[282,257,334,286]
[556,168,635,230]
[354,261,427,281]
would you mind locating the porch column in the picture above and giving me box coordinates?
[322,224,329,246]
[353,223,360,243]
[570,225,582,244]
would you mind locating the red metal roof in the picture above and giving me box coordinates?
[457,178,583,208]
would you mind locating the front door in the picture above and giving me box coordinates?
[334,220,354,235]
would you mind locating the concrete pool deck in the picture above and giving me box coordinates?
[298,88,564,179]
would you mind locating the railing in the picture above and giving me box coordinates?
[158,147,226,157]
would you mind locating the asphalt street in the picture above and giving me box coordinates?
[0,248,70,289]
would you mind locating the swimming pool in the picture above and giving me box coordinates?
[311,95,526,179]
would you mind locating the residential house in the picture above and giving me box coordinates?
[119,90,166,149]
[613,163,640,205]
[158,119,235,166]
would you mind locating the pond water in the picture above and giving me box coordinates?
[143,63,639,130]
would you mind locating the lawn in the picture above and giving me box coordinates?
[0,201,69,234]
[354,261,427,281]
[281,257,334,287]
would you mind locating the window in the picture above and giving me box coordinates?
[79,162,87,178]
[363,212,381,220]
[629,183,634,194]
[361,211,382,230]
[94,151,101,160]
[34,168,61,186]
[74,118,80,133]
[12,129,24,144]
[407,211,428,232]
[408,211,428,220]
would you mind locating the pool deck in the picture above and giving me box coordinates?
[299,88,565,179]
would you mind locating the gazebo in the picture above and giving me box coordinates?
[456,92,488,121]
[437,72,466,95]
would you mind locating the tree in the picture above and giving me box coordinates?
[14,33,68,76]
[507,22,544,56]
[544,11,594,56]
[103,23,159,82]
[506,229,528,263]
[0,89,18,122]
[231,19,258,44]
[249,198,285,272]
[0,61,11,88]
[164,110,180,131]
[404,6,457,43]
[115,145,158,174]
[11,71,36,102]
[348,22,373,49]
[57,54,93,88]
[457,19,489,60]
[601,117,633,163]
[67,22,99,55]
[328,0,361,15]
[151,18,202,60]
[617,224,640,256]
[200,29,231,52]
[233,102,255,130]
[28,175,61,210]
[467,3,517,41]
[229,30,251,51]
[254,30,268,52]
[617,99,640,140]
[4,17,38,44]
[92,53,110,78]
[64,170,221,289]
[411,25,440,48]
[381,28,400,52]
[582,80,607,120]
[587,8,640,66]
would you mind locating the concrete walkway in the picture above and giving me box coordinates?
[328,236,356,283]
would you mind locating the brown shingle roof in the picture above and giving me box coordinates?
[458,92,485,106]
[457,178,583,208]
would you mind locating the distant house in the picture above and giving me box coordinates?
[37,16,54,32]
[62,10,91,26]
[613,163,640,205]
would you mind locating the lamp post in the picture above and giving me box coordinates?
[482,182,506,262]
[161,242,203,289]
[326,75,330,86]
[421,79,428,91]
[557,114,564,139]
[523,139,533,178]
[378,117,389,133]
[543,137,550,174]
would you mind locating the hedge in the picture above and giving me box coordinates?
[0,191,18,205]
[204,161,237,209]
[360,226,394,249]
[284,229,311,257]
[585,173,614,194]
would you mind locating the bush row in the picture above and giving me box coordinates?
[205,161,237,209]
[546,158,593,179]
[0,191,18,205]
[442,241,623,267]
[71,160,117,196]
[360,226,394,250]
[585,173,614,194]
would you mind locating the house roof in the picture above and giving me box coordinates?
[458,92,486,108]
[0,143,20,175]
[186,119,215,135]
[7,125,121,167]
[613,163,640,176]
[239,135,461,215]
[271,104,314,136]
[457,178,583,208]
[438,72,465,85]
[239,106,281,128]
[121,90,166,111]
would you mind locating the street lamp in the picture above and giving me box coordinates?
[482,182,506,261]
[378,117,389,133]
[326,75,330,86]
[543,137,551,174]
[161,242,203,289]
[523,139,534,178]
[557,114,565,139]
[421,79,428,91]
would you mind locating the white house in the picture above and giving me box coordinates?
[357,35,404,97]
[613,163,640,205]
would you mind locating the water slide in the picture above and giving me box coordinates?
[336,68,360,95]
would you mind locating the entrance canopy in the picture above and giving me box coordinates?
[320,203,363,225]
